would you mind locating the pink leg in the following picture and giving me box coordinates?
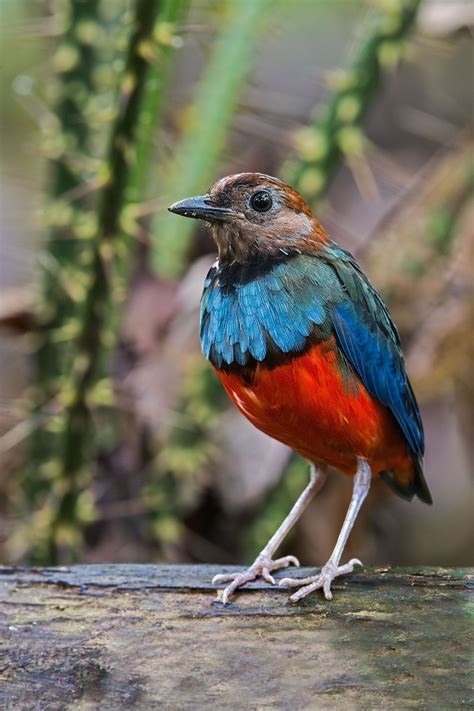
[213,465,327,604]
[280,458,371,601]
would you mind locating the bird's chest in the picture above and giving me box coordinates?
[200,259,334,369]
[213,341,369,470]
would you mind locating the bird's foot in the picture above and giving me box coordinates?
[212,553,300,605]
[279,558,362,602]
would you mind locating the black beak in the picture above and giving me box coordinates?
[168,194,238,222]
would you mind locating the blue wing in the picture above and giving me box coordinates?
[200,259,332,367]
[328,249,424,458]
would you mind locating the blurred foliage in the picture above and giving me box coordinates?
[2,0,472,569]
[145,356,227,545]
[32,0,107,479]
[366,139,474,400]
[284,0,421,205]
[21,0,189,563]
[20,0,122,563]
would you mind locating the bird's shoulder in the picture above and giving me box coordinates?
[200,252,338,368]
[319,242,402,348]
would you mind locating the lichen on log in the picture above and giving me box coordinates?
[0,565,472,709]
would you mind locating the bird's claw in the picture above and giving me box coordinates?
[279,558,362,602]
[212,554,300,605]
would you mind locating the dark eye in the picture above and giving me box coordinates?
[250,190,273,212]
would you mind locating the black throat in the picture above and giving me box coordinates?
[212,251,301,295]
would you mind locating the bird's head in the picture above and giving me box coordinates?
[168,173,328,263]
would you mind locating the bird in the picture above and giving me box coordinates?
[168,172,432,605]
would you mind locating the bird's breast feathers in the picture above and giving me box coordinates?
[200,253,336,368]
[214,341,411,475]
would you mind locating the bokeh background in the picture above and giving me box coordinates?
[0,0,473,571]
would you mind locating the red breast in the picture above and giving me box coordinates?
[214,340,413,478]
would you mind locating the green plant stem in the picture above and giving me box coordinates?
[283,0,421,206]
[31,0,99,484]
[28,0,188,563]
[127,0,190,205]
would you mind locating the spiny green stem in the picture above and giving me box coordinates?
[283,0,421,206]
[27,0,188,563]
[30,0,100,489]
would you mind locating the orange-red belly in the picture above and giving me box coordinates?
[214,341,412,477]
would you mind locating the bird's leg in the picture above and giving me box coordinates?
[280,458,371,602]
[213,465,327,604]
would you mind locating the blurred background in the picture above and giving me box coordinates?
[0,0,472,571]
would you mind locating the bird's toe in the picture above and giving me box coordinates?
[212,553,301,604]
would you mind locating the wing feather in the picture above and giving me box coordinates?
[328,250,424,458]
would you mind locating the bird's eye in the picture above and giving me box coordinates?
[250,190,273,212]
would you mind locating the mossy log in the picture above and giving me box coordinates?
[0,565,472,709]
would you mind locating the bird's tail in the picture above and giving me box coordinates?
[379,457,432,505]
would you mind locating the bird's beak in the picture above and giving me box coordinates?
[168,194,238,222]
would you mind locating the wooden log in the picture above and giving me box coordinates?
[0,565,472,709]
